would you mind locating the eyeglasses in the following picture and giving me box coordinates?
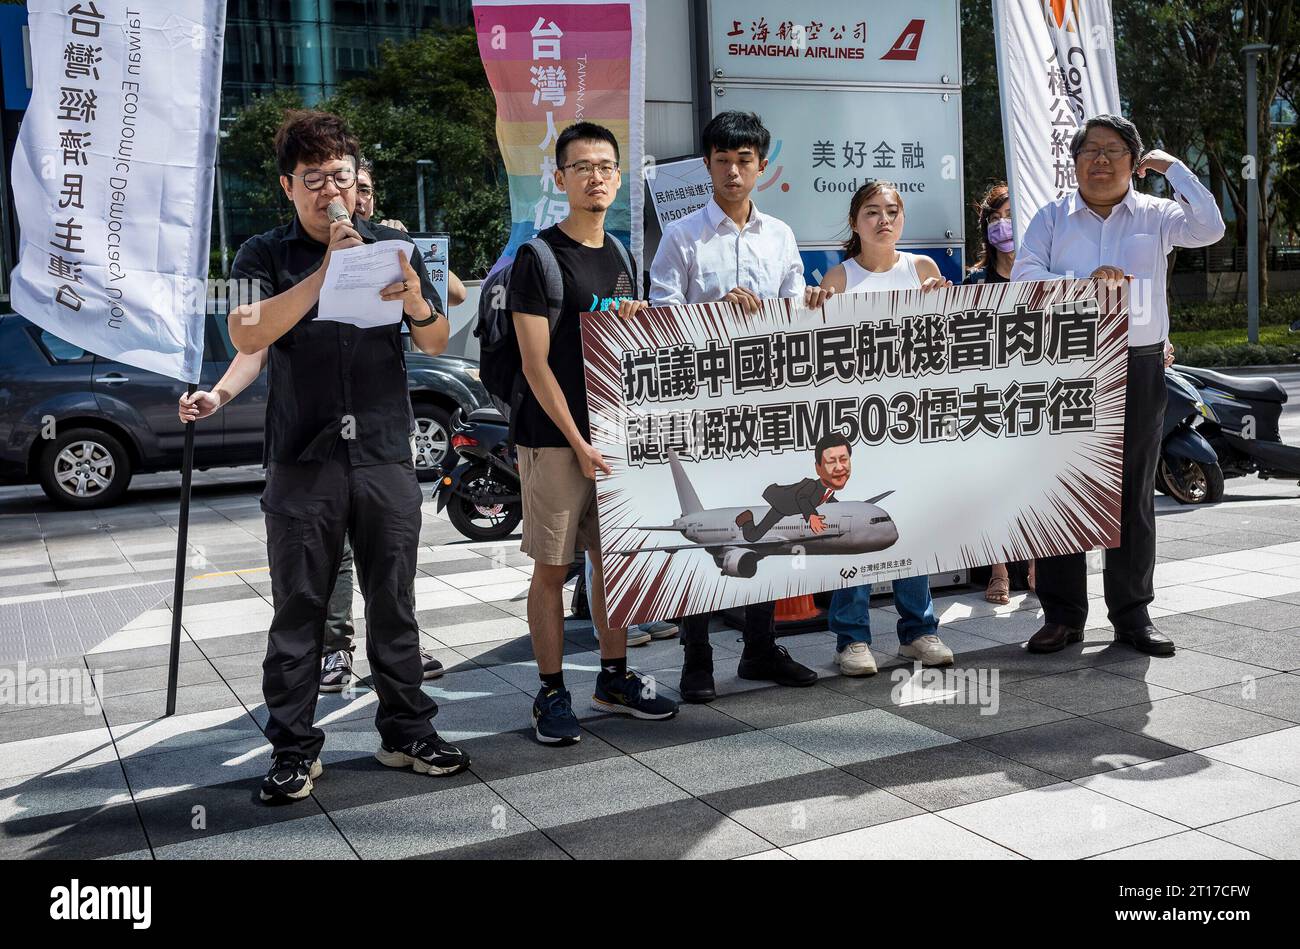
[560,161,620,179]
[357,185,375,197]
[287,168,357,191]
[1076,146,1131,162]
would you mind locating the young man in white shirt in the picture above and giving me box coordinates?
[1012,114,1225,656]
[649,111,832,703]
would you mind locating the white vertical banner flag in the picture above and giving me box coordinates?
[992,0,1122,241]
[10,1,227,384]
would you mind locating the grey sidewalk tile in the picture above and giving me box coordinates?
[209,651,269,681]
[634,731,829,797]
[153,813,356,860]
[701,767,922,847]
[100,680,244,728]
[784,812,1025,860]
[331,782,531,858]
[98,658,221,697]
[460,727,623,783]
[578,701,751,755]
[420,666,526,703]
[545,797,769,860]
[110,707,265,760]
[85,641,204,673]
[1194,672,1300,723]
[887,691,1073,740]
[0,763,132,823]
[307,751,481,812]
[766,708,959,767]
[1105,651,1278,694]
[1089,695,1294,752]
[490,756,690,829]
[1155,539,1236,561]
[944,641,1131,685]
[428,691,535,745]
[1002,667,1181,716]
[940,781,1185,859]
[407,828,570,860]
[0,727,118,781]
[1193,598,1300,632]
[708,683,868,730]
[191,631,271,659]
[0,800,150,860]
[1139,612,1251,649]
[1077,753,1300,827]
[1201,800,1300,859]
[0,702,109,742]
[1089,829,1268,860]
[1199,725,1300,786]
[846,742,1058,811]
[1188,631,1300,673]
[973,717,1182,780]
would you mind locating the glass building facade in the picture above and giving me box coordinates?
[222,0,472,119]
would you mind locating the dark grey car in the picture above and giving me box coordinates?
[0,312,491,508]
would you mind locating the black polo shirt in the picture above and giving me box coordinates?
[230,214,442,466]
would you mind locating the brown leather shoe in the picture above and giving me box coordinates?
[1027,623,1084,653]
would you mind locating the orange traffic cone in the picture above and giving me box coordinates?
[775,595,821,624]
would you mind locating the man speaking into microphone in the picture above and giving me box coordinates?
[229,110,468,804]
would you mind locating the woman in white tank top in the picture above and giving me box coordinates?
[819,181,952,295]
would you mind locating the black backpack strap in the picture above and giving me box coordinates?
[523,236,565,336]
[605,233,636,290]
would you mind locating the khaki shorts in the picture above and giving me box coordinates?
[518,446,600,565]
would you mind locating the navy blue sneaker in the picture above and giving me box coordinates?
[532,687,582,746]
[592,670,678,720]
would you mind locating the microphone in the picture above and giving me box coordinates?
[326,200,349,224]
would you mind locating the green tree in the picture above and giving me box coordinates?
[219,27,508,280]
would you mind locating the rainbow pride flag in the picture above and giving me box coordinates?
[473,0,645,274]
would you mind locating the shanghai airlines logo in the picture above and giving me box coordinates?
[756,139,788,193]
[881,19,925,61]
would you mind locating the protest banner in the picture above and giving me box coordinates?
[582,279,1128,628]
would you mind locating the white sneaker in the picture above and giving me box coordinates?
[898,634,954,667]
[834,642,877,676]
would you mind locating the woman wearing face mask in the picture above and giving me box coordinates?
[964,183,1033,604]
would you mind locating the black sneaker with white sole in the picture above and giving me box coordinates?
[319,649,353,693]
[259,754,323,803]
[375,732,470,776]
[420,649,444,680]
[592,670,678,720]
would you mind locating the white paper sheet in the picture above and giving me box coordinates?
[317,240,410,327]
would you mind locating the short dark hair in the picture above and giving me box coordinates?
[556,121,620,168]
[274,110,360,178]
[358,156,374,177]
[815,432,852,465]
[701,111,771,160]
[1069,114,1143,165]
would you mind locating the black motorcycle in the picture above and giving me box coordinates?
[1159,366,1223,504]
[1173,363,1300,497]
[434,408,523,541]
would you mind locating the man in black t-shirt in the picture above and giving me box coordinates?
[508,122,678,746]
[228,111,469,803]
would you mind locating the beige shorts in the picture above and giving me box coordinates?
[517,446,600,566]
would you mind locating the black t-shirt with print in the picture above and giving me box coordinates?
[506,225,637,448]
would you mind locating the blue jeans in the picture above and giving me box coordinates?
[829,575,937,653]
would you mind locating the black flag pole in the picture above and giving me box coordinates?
[165,382,199,717]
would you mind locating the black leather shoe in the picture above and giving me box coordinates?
[737,644,817,687]
[679,644,716,703]
[1114,625,1176,656]
[1026,623,1084,654]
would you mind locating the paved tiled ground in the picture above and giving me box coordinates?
[2,464,1300,859]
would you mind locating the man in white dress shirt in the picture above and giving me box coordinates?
[1011,114,1225,656]
[648,111,832,703]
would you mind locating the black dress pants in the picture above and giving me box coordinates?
[260,449,437,760]
[1036,344,1168,631]
[680,600,777,655]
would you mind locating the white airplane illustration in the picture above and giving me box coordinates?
[611,450,900,578]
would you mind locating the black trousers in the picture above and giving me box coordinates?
[680,600,776,654]
[261,450,437,760]
[1036,344,1168,631]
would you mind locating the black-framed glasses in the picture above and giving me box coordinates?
[287,168,357,191]
[357,185,375,197]
[1076,146,1130,162]
[560,161,620,179]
